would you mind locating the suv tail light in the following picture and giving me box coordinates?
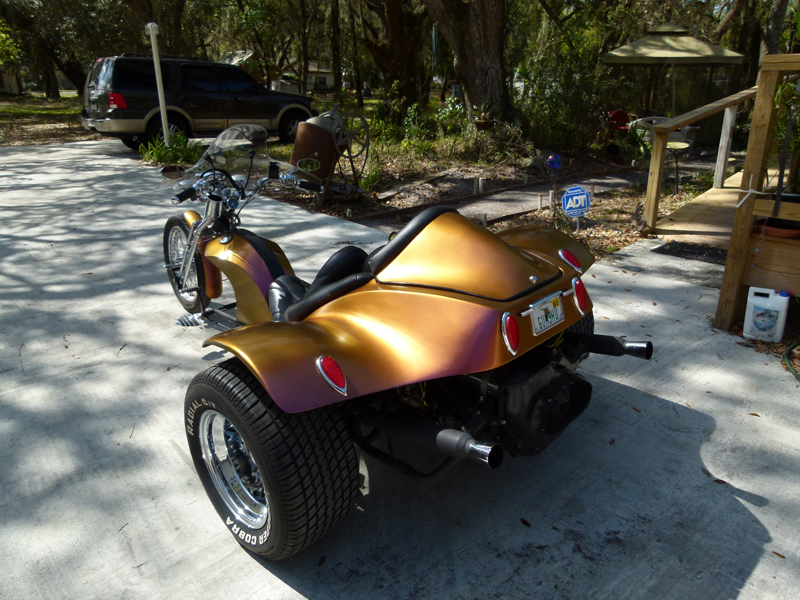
[108,92,127,109]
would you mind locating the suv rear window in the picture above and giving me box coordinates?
[112,60,171,91]
[181,65,220,92]
[221,67,261,94]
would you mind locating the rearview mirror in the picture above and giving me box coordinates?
[161,165,187,180]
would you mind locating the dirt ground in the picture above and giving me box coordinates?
[0,96,102,147]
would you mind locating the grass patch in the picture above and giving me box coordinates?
[0,95,83,118]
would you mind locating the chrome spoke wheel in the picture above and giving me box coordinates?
[167,226,198,302]
[199,410,270,530]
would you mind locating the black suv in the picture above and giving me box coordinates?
[81,55,317,149]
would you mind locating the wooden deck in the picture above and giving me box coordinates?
[654,171,745,250]
[654,169,788,250]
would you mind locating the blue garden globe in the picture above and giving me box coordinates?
[545,153,562,171]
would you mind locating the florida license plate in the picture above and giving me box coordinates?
[525,294,565,335]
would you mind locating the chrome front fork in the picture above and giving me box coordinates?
[175,198,222,292]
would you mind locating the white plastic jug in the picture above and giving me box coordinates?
[743,287,791,343]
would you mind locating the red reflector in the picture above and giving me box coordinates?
[316,355,347,395]
[572,277,589,315]
[501,312,520,356]
[108,92,127,109]
[559,249,582,273]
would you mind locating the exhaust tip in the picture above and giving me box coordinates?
[467,441,504,469]
[623,341,653,360]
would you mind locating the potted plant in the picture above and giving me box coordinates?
[473,102,495,131]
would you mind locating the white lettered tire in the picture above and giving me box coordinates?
[184,358,360,559]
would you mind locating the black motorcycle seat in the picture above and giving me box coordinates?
[269,245,371,322]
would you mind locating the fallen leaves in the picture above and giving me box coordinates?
[748,413,761,417]
[609,439,616,445]
[520,518,531,528]
[773,551,786,559]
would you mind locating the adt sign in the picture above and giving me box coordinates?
[561,186,591,218]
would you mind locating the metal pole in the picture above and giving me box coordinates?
[145,23,170,148]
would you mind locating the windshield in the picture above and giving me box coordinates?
[188,124,322,185]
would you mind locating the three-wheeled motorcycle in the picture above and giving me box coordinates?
[163,125,653,560]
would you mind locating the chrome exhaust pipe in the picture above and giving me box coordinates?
[360,411,504,469]
[466,440,504,469]
[562,332,653,360]
[622,341,653,360]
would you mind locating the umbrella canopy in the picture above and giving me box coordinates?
[603,24,743,66]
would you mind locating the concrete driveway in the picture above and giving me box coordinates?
[1,141,798,600]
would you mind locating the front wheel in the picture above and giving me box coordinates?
[163,215,209,313]
[184,358,360,560]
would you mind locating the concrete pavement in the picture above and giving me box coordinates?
[0,140,798,600]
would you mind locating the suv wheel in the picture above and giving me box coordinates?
[145,115,189,146]
[278,111,307,144]
[121,137,145,151]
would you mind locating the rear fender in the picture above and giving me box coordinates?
[202,279,589,413]
[496,224,595,272]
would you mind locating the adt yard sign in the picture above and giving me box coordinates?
[561,186,591,218]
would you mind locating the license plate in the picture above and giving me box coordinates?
[524,294,565,335]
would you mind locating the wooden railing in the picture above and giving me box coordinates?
[642,85,759,233]
[714,54,800,330]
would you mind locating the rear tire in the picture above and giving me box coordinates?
[184,358,360,560]
[163,215,209,313]
[145,114,189,146]
[566,310,594,335]
[120,137,144,151]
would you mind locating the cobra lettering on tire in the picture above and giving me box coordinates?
[184,358,360,560]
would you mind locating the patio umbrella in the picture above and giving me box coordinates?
[603,24,743,114]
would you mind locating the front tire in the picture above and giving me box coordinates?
[163,215,209,313]
[185,358,360,560]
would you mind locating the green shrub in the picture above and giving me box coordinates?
[139,132,206,165]
[435,97,466,135]
[403,103,437,141]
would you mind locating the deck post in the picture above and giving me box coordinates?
[713,67,784,330]
[714,105,738,188]
[643,131,669,233]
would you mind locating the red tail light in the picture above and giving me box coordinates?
[501,312,520,356]
[559,249,582,273]
[108,92,127,109]
[572,277,589,315]
[316,355,347,395]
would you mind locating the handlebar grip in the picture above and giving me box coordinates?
[297,180,323,193]
[171,187,197,204]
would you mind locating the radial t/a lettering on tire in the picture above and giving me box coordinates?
[184,358,360,560]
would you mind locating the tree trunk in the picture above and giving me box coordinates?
[348,0,364,108]
[300,0,309,94]
[421,0,510,121]
[362,0,431,109]
[41,51,60,100]
[761,0,790,57]
[331,0,343,101]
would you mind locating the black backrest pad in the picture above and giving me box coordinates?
[307,246,369,294]
[286,273,374,322]
[235,229,286,280]
[367,206,456,274]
